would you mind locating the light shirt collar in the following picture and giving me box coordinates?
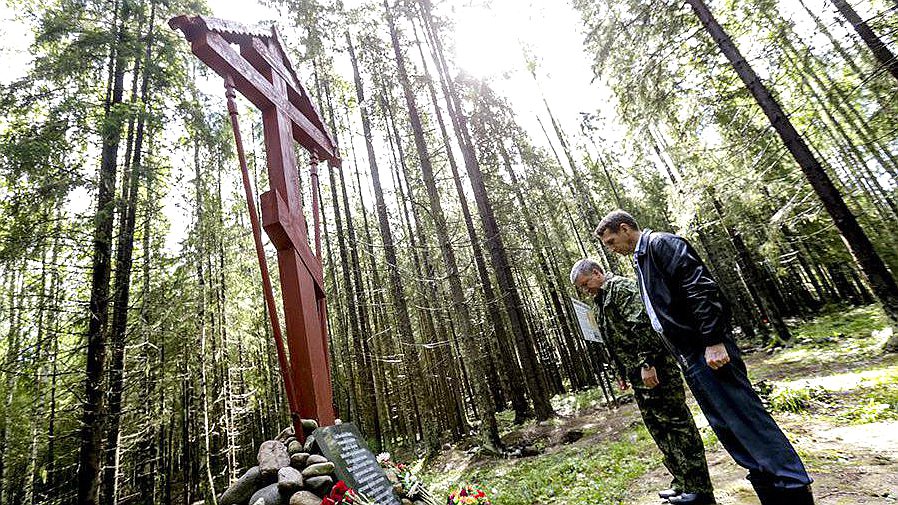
[634,229,651,257]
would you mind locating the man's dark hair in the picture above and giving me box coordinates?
[594,209,640,237]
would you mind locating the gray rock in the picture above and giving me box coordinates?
[290,452,310,469]
[300,418,318,436]
[276,426,295,442]
[289,491,321,505]
[277,467,303,494]
[304,475,333,496]
[284,436,297,447]
[301,462,335,478]
[305,454,328,465]
[258,441,291,476]
[301,435,318,454]
[287,440,302,455]
[248,483,282,505]
[220,466,265,505]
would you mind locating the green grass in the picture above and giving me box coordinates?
[791,304,889,345]
[415,305,897,504]
[768,385,815,413]
[425,426,656,505]
[552,385,620,417]
[836,379,898,424]
[749,304,894,381]
[754,304,898,424]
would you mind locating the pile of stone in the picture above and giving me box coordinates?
[220,420,337,505]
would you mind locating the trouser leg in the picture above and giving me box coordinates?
[635,372,714,494]
[683,341,811,489]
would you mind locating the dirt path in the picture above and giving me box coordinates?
[625,339,898,505]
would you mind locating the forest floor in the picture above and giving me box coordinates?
[418,305,898,504]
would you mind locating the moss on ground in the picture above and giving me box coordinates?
[426,426,656,505]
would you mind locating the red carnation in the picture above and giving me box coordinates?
[332,480,350,496]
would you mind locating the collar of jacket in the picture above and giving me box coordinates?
[634,228,654,258]
[595,274,618,309]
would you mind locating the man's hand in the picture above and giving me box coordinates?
[617,378,630,391]
[705,343,731,369]
[641,366,660,389]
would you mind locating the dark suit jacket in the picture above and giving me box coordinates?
[634,229,733,362]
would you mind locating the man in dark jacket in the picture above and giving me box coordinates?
[594,209,814,505]
[571,258,715,504]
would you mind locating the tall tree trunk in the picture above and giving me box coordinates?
[191,133,219,504]
[409,17,529,420]
[316,77,355,426]
[379,87,469,440]
[381,7,501,449]
[684,0,898,347]
[325,132,360,428]
[102,4,156,501]
[346,37,435,445]
[494,135,594,389]
[418,0,555,419]
[78,4,128,502]
[831,0,898,84]
[1,271,22,505]
[707,192,792,342]
[796,0,894,114]
[538,93,621,274]
[24,245,47,504]
[349,151,391,450]
[388,131,469,438]
[331,116,381,441]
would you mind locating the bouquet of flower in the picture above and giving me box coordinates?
[320,481,375,505]
[377,453,439,505]
[446,485,492,505]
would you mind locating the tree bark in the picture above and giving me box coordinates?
[335,121,381,443]
[0,271,22,505]
[708,192,792,342]
[832,0,898,84]
[409,17,529,420]
[382,4,502,449]
[78,3,128,502]
[102,4,156,501]
[418,0,555,419]
[379,87,470,440]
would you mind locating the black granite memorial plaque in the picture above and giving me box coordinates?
[312,423,400,505]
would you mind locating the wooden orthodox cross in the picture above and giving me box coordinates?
[170,15,338,433]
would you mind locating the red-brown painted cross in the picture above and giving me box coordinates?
[170,15,338,429]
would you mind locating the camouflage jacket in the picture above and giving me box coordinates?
[591,275,668,385]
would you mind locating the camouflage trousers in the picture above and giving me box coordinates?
[633,357,714,494]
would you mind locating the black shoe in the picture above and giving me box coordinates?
[659,488,680,500]
[667,492,716,505]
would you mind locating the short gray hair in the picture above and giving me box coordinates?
[569,258,603,285]
[594,209,639,238]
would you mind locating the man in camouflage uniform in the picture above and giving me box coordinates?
[571,258,715,504]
